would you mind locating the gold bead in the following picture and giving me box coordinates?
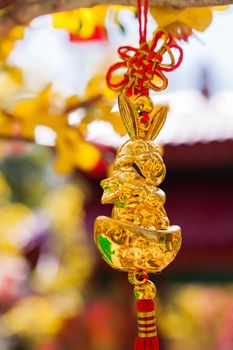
[134,280,156,300]
[128,271,148,286]
[135,95,154,113]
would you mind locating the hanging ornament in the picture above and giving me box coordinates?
[94,1,183,349]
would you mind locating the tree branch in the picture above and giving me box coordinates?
[0,134,34,143]
[0,0,232,36]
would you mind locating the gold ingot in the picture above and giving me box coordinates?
[94,216,181,274]
[134,280,157,300]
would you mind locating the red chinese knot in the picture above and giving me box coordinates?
[106,30,183,97]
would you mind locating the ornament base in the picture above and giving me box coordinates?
[94,216,181,273]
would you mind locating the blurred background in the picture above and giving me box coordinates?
[0,4,232,350]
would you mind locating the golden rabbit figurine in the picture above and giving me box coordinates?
[94,94,181,274]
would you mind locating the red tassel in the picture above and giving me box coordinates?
[134,337,159,350]
[134,300,159,350]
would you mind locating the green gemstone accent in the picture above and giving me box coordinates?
[97,235,115,263]
[114,199,125,208]
[102,185,111,190]
[136,107,140,114]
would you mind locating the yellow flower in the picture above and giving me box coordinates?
[0,66,24,114]
[85,100,126,136]
[53,5,130,39]
[0,203,31,254]
[11,85,101,175]
[0,82,107,175]
[83,76,126,136]
[11,84,70,139]
[0,73,125,176]
[85,75,117,101]
[0,173,12,205]
[4,296,63,338]
[150,6,228,40]
[54,128,101,174]
[0,26,24,63]
[53,5,109,39]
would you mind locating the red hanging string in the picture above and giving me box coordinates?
[138,0,149,44]
[143,0,149,42]
[138,0,143,43]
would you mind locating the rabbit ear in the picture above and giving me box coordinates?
[118,94,138,138]
[146,105,168,140]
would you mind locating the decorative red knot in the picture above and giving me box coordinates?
[106,29,183,97]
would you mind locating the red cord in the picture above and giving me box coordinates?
[138,0,143,44]
[138,0,149,44]
[143,0,149,43]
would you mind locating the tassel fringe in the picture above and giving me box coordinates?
[134,336,159,350]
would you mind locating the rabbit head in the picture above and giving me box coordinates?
[113,94,167,186]
[114,139,165,186]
